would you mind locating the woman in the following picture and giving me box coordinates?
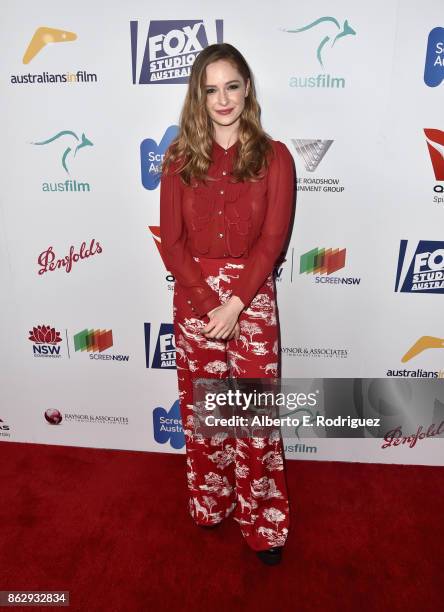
[159,43,295,565]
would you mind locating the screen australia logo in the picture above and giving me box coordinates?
[395,240,444,294]
[31,129,93,192]
[130,19,223,84]
[140,125,178,190]
[281,16,356,88]
[300,247,361,285]
[424,27,444,88]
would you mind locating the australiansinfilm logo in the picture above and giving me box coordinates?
[300,247,361,286]
[291,138,345,194]
[424,128,444,204]
[395,240,444,294]
[11,26,98,85]
[30,129,93,192]
[141,125,178,190]
[130,19,223,84]
[387,336,444,379]
[280,16,356,88]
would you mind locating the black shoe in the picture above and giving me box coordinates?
[256,546,283,565]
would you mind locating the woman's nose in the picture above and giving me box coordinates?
[217,89,228,105]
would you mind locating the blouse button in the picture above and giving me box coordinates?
[218,210,222,215]
[218,233,224,238]
[220,190,224,195]
[224,150,228,155]
[222,171,227,176]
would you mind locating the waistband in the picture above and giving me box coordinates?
[193,256,250,264]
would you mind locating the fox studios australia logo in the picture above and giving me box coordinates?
[141,125,178,190]
[395,240,444,294]
[144,323,176,369]
[424,129,444,204]
[300,247,361,286]
[130,19,223,84]
[30,129,93,192]
[280,16,356,88]
[424,27,444,88]
[292,139,345,194]
[153,400,185,449]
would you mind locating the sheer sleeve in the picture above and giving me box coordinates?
[229,141,295,309]
[159,162,221,317]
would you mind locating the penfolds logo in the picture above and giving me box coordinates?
[38,238,102,275]
[382,421,444,449]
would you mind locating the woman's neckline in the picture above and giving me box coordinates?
[212,139,238,153]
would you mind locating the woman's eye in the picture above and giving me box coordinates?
[228,84,239,90]
[205,88,216,94]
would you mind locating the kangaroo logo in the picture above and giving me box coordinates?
[31,130,93,174]
[281,16,356,68]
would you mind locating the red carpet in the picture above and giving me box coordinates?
[0,441,441,611]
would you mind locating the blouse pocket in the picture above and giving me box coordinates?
[189,185,214,255]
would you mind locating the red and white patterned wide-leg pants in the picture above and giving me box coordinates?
[173,256,290,552]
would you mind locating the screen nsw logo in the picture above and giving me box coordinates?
[424,27,444,87]
[153,400,184,449]
[395,240,444,293]
[299,247,361,286]
[141,125,178,190]
[130,20,223,84]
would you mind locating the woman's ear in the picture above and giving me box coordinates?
[245,78,250,97]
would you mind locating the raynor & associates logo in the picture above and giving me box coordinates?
[424,128,444,204]
[130,19,223,84]
[44,407,129,426]
[280,16,356,88]
[11,26,98,85]
[31,129,93,192]
[395,240,444,293]
[281,346,348,359]
[300,247,361,286]
[291,138,345,194]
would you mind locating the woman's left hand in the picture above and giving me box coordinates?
[202,296,244,340]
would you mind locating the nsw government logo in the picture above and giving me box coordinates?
[144,323,176,369]
[153,400,185,449]
[424,27,444,88]
[281,16,356,88]
[300,247,361,286]
[141,125,178,190]
[395,240,444,294]
[130,20,223,84]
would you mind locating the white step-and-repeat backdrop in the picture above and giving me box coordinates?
[1,1,443,465]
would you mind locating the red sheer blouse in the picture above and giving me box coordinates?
[159,139,295,317]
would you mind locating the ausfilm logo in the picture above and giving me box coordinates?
[386,335,444,379]
[141,125,178,190]
[130,20,223,84]
[29,324,63,358]
[291,139,345,194]
[144,323,176,369]
[395,240,444,294]
[281,16,356,89]
[300,247,361,286]
[424,129,444,204]
[11,26,98,85]
[44,408,129,425]
[73,328,130,362]
[30,129,93,192]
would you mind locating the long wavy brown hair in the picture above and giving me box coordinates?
[161,43,273,185]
